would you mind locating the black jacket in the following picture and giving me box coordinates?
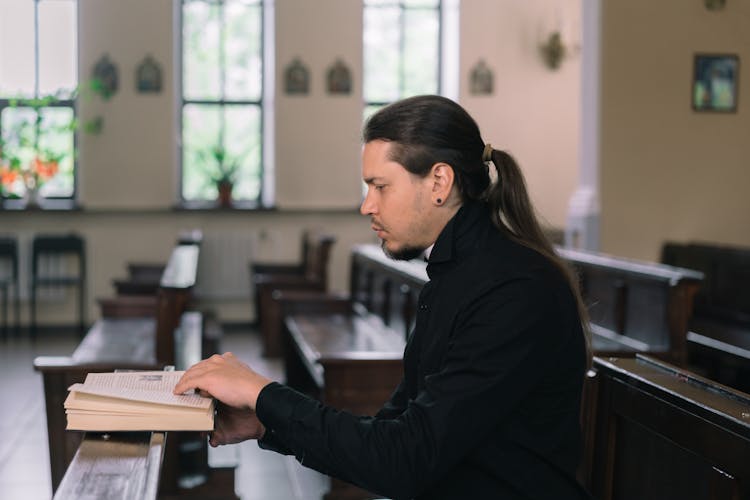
[256,200,589,499]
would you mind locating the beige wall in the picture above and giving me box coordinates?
[3,0,581,326]
[78,0,176,209]
[274,0,364,209]
[599,0,750,260]
[461,0,582,229]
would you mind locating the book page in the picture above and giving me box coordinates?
[67,371,211,409]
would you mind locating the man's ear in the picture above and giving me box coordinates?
[430,162,455,205]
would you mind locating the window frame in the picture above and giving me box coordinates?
[177,0,266,209]
[0,0,79,204]
[363,0,443,110]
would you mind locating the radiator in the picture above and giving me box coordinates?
[194,232,256,300]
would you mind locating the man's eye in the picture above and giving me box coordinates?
[374,185,385,191]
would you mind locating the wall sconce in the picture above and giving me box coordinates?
[540,31,566,70]
[538,6,580,71]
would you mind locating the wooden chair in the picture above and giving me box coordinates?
[0,236,20,339]
[30,233,86,339]
[251,230,336,356]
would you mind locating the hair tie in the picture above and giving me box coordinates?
[482,143,493,163]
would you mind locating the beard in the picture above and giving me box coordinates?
[381,240,426,261]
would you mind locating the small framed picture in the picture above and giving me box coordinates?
[284,58,310,95]
[326,59,352,95]
[692,54,739,113]
[469,60,493,96]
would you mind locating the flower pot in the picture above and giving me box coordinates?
[217,181,233,208]
[25,186,42,209]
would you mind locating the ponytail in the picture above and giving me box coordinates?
[485,148,592,367]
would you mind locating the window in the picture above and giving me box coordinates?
[180,0,264,206]
[363,0,442,118]
[0,0,78,202]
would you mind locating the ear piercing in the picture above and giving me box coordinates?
[436,198,443,204]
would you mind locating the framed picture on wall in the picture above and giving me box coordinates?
[692,54,739,112]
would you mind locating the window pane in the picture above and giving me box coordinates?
[182,103,221,200]
[38,0,77,95]
[0,0,36,97]
[403,9,439,96]
[1,106,74,197]
[404,0,440,7]
[364,6,400,102]
[37,106,74,197]
[224,1,262,101]
[224,104,261,200]
[1,106,36,196]
[183,1,221,100]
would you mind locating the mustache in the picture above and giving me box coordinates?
[370,218,385,231]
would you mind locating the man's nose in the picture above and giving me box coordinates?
[360,190,375,216]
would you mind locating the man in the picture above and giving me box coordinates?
[175,95,591,499]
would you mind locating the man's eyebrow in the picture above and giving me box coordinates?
[363,177,386,184]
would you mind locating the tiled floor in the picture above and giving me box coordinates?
[0,328,328,500]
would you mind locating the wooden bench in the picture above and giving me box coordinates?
[661,241,750,393]
[349,243,427,341]
[273,244,428,500]
[53,432,165,500]
[584,355,750,499]
[34,241,237,499]
[251,230,336,356]
[557,247,704,365]
[110,230,202,298]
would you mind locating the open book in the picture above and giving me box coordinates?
[65,371,214,431]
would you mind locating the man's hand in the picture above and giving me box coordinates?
[174,352,272,409]
[209,403,266,447]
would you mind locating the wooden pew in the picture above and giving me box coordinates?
[251,230,336,357]
[349,243,427,341]
[273,244,425,500]
[110,230,202,297]
[282,309,404,500]
[34,241,237,498]
[585,355,750,499]
[661,241,750,393]
[557,247,704,365]
[35,317,161,492]
[53,432,165,500]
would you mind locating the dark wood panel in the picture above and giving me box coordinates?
[558,246,703,365]
[589,355,750,500]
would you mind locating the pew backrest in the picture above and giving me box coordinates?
[349,244,427,340]
[557,246,703,364]
[588,355,750,499]
[661,241,750,324]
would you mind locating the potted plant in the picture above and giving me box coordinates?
[207,145,240,208]
[0,80,104,207]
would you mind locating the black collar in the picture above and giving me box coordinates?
[426,200,490,279]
